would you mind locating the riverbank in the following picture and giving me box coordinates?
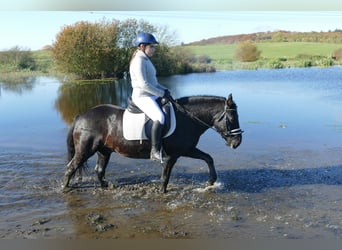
[2,41,342,84]
[0,49,62,84]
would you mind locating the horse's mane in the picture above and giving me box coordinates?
[176,95,226,106]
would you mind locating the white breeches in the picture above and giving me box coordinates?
[132,96,165,124]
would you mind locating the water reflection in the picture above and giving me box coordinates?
[0,76,35,95]
[55,79,132,124]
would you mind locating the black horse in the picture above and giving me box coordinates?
[63,94,242,193]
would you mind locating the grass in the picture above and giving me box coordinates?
[32,49,56,73]
[0,49,63,84]
[2,42,342,84]
[186,42,342,70]
[257,42,341,58]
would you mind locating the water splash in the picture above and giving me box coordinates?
[193,182,223,193]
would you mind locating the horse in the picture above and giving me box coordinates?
[62,93,243,193]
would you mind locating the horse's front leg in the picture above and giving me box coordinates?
[184,148,217,186]
[161,156,179,193]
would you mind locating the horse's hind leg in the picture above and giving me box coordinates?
[62,156,86,190]
[95,150,111,188]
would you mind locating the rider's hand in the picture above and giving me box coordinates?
[163,89,171,98]
[161,89,173,104]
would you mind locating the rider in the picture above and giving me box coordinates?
[129,32,172,162]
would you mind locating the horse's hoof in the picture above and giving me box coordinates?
[206,181,215,187]
[107,182,116,190]
[62,186,72,193]
[101,183,108,188]
[160,186,168,194]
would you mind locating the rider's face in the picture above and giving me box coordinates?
[144,44,156,57]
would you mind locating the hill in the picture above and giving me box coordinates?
[187,30,342,46]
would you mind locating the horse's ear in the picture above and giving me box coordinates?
[227,93,233,106]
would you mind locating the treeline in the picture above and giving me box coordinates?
[0,46,38,72]
[188,30,342,46]
[52,18,214,80]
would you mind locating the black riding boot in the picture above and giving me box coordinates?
[150,120,164,162]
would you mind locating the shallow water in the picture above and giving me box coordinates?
[1,68,342,239]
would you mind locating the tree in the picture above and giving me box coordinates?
[52,19,122,79]
[115,18,157,76]
[234,40,261,62]
[52,17,206,79]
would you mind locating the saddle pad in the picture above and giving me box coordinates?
[122,104,176,141]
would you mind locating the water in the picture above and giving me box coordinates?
[1,67,342,239]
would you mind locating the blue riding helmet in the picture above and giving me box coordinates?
[135,32,159,47]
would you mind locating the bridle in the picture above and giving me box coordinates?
[170,98,243,138]
[216,104,244,138]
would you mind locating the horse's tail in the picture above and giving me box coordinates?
[66,118,76,162]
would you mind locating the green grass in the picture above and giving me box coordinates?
[186,42,342,70]
[0,49,61,84]
[32,49,56,73]
[257,42,342,58]
[2,42,342,84]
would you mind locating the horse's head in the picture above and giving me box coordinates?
[214,94,243,149]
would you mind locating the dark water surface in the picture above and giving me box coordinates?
[1,67,342,238]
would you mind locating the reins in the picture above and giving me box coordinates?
[168,97,243,136]
[169,98,214,130]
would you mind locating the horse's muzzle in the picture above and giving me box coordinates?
[227,134,242,149]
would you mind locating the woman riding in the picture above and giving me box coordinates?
[129,32,172,162]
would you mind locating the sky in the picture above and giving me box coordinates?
[2,11,342,51]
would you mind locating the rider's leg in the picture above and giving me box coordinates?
[132,96,166,161]
[150,120,164,161]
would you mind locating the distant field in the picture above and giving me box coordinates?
[257,42,342,58]
[186,42,342,70]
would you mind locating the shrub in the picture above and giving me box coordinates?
[317,57,334,67]
[18,51,37,70]
[332,48,342,60]
[234,40,261,62]
[53,19,123,79]
[52,18,212,79]
[0,46,37,71]
[302,60,313,67]
[268,59,285,69]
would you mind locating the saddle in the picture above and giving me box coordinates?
[122,97,176,141]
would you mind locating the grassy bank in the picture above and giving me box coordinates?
[187,42,342,70]
[0,49,63,84]
[2,42,342,84]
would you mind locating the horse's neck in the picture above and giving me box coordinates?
[181,97,224,125]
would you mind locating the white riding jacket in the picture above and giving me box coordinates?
[130,50,167,99]
[129,50,167,124]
